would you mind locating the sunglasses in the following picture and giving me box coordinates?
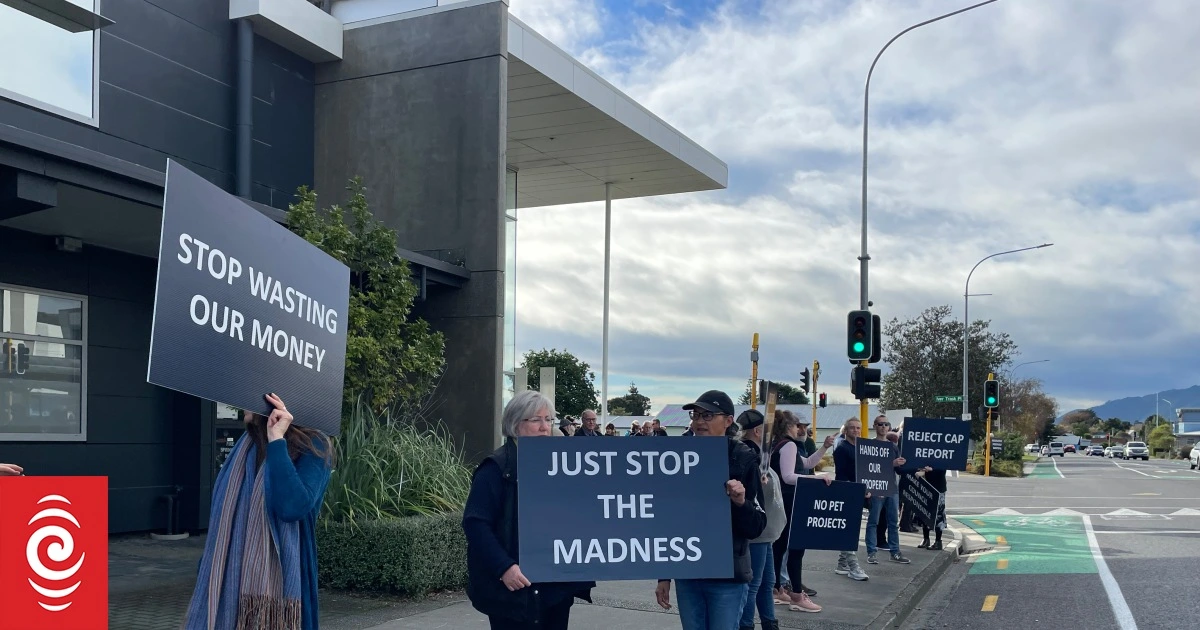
[875,422,890,427]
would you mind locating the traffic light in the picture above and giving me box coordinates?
[984,379,999,408]
[869,314,882,363]
[16,343,30,374]
[1,340,12,374]
[819,393,827,408]
[799,368,810,395]
[851,365,882,400]
[758,380,778,405]
[847,310,873,362]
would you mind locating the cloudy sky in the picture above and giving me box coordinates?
[508,0,1200,414]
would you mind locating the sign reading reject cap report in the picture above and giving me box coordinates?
[899,417,971,471]
[517,437,733,582]
[148,161,350,435]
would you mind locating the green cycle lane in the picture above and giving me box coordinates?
[1025,459,1062,479]
[965,515,1096,574]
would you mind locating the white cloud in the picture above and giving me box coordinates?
[515,0,1200,413]
[508,0,604,52]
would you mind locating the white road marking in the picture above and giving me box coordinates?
[946,495,1200,500]
[1114,463,1159,478]
[1052,457,1064,478]
[1092,530,1200,535]
[1082,514,1139,630]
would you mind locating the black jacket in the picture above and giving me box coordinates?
[463,441,594,622]
[661,436,766,585]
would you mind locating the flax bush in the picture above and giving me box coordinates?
[321,400,472,524]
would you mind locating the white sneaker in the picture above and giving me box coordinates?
[847,565,869,581]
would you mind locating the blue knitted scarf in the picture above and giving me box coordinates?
[183,434,303,630]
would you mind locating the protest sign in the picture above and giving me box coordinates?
[899,417,971,471]
[788,478,866,551]
[516,437,733,582]
[899,471,944,527]
[856,438,898,498]
[148,161,350,435]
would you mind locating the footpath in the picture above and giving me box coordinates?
[109,521,970,629]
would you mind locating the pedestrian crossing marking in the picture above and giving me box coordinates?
[983,508,1022,515]
[1169,508,1200,516]
[982,595,999,612]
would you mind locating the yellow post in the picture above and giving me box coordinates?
[750,333,760,411]
[859,360,870,436]
[984,371,994,477]
[811,360,820,439]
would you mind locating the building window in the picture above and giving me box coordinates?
[502,168,518,408]
[0,285,87,441]
[0,0,100,123]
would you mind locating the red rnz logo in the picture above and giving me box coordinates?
[0,476,108,630]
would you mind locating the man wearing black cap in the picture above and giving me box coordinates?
[655,390,767,630]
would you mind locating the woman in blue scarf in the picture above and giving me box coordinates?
[184,393,334,630]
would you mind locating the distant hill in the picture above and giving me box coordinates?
[1060,385,1200,423]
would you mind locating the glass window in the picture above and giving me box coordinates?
[1,286,87,440]
[503,169,518,400]
[0,0,98,122]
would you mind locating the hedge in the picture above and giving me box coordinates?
[317,512,468,594]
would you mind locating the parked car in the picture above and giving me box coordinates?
[1123,441,1149,461]
[1041,445,1050,456]
[1089,445,1105,456]
[1110,445,1125,459]
[1046,442,1065,457]
[1190,447,1200,470]
[1064,444,1076,453]
[1026,443,1039,454]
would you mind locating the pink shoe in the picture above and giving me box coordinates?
[789,592,822,613]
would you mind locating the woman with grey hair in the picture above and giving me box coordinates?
[462,391,594,629]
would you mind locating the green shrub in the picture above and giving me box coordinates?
[318,513,467,594]
[322,401,473,524]
[1180,445,1192,461]
[969,456,1022,477]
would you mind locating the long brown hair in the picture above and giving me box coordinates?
[769,409,796,449]
[244,412,336,467]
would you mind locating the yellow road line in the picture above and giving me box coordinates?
[997,558,1009,570]
[995,535,1007,545]
[982,595,999,612]
[972,519,985,526]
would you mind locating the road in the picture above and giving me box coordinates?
[904,453,1200,630]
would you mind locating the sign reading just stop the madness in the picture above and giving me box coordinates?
[516,437,734,582]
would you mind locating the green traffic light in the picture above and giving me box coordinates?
[853,342,865,353]
[987,396,997,405]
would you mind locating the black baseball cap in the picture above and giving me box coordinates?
[683,390,735,417]
[737,409,765,430]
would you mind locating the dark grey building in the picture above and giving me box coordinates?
[0,0,724,534]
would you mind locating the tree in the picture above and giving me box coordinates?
[879,305,1018,440]
[521,348,599,418]
[994,378,1058,444]
[1072,423,1093,439]
[1148,424,1175,455]
[737,379,810,405]
[1061,409,1099,432]
[608,382,651,416]
[287,179,445,415]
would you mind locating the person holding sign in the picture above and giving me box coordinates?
[736,409,786,630]
[654,390,766,630]
[915,467,948,550]
[463,391,594,629]
[864,416,909,566]
[831,417,870,582]
[184,394,335,630]
[768,411,833,612]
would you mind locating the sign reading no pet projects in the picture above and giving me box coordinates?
[517,437,733,582]
[148,161,350,435]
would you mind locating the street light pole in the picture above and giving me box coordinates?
[1008,359,1050,382]
[962,244,1054,420]
[859,0,1001,310]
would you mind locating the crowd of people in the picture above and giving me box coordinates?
[464,388,950,630]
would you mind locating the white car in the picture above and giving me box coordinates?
[1123,441,1149,461]
[1190,447,1199,470]
[1046,441,1065,457]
